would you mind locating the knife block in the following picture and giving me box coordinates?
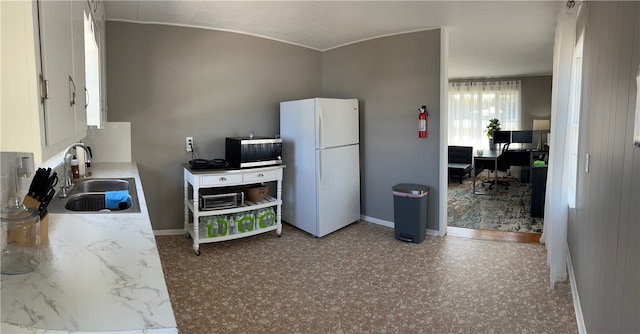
[21,195,49,244]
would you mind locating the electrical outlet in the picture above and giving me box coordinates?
[186,137,193,152]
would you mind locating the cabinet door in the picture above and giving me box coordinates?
[71,0,87,136]
[38,0,76,147]
[95,0,107,127]
[100,1,107,127]
[85,0,106,129]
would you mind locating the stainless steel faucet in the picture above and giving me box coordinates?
[59,143,92,198]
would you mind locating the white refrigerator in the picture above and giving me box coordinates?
[279,98,361,237]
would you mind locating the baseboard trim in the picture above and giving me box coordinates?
[361,215,393,228]
[426,229,439,236]
[155,218,442,237]
[567,246,587,334]
[361,215,439,236]
[153,229,185,236]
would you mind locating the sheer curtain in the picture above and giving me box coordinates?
[541,4,578,289]
[448,81,521,149]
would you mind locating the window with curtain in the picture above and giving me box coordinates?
[566,30,584,208]
[448,80,521,149]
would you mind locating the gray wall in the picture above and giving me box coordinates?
[569,2,639,332]
[106,22,322,230]
[322,30,442,230]
[450,75,552,149]
[520,76,552,149]
[107,23,442,232]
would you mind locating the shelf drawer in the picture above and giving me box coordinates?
[243,169,278,183]
[200,174,243,186]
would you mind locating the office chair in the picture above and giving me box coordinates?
[482,145,511,190]
[491,154,511,190]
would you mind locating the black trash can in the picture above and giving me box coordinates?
[392,183,429,244]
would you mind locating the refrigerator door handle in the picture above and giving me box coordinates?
[318,150,324,186]
[318,108,324,149]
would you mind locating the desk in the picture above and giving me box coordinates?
[472,149,544,194]
[472,149,500,195]
[531,166,548,217]
[501,150,531,167]
[502,150,547,183]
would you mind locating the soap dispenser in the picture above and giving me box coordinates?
[70,155,80,180]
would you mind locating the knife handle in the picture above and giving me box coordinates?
[38,188,56,218]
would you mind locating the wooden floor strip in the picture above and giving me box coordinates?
[446,226,542,243]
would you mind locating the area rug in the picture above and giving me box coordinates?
[448,174,543,233]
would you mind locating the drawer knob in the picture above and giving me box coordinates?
[219,177,227,181]
[257,173,264,177]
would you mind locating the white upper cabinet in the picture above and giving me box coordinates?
[86,0,107,128]
[0,1,43,158]
[37,0,90,159]
[71,0,88,135]
[0,0,104,163]
[99,1,108,128]
[38,0,78,147]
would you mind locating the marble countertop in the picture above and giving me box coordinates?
[1,163,177,334]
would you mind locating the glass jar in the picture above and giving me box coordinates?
[1,198,41,275]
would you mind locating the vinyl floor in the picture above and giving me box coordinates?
[155,222,577,333]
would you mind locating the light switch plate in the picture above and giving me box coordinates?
[585,152,590,174]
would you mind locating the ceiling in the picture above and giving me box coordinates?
[104,1,561,78]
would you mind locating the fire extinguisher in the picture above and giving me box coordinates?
[418,105,428,138]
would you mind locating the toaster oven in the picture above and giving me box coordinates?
[225,137,282,168]
[199,188,244,210]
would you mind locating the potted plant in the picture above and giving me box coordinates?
[485,118,501,149]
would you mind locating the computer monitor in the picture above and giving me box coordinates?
[511,130,533,144]
[493,131,511,144]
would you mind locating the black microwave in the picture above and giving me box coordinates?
[225,137,282,168]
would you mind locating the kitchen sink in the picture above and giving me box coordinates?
[64,192,134,212]
[48,178,141,214]
[72,179,130,193]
